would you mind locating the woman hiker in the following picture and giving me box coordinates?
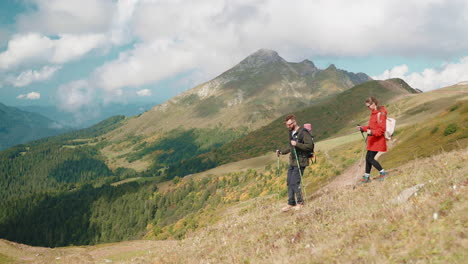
[357,96,388,183]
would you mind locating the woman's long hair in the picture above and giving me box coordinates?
[365,96,383,111]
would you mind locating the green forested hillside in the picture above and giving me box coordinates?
[0,115,248,246]
[0,182,157,247]
[0,116,130,246]
[0,115,127,197]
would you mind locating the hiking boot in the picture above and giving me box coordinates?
[377,171,387,181]
[282,205,295,212]
[359,175,371,184]
[294,203,304,210]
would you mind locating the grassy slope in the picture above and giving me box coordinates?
[1,133,465,263]
[381,90,468,168]
[0,85,467,263]
[202,78,416,165]
[160,148,467,264]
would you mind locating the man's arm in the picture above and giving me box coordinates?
[277,132,292,155]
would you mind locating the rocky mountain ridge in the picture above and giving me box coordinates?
[107,49,372,142]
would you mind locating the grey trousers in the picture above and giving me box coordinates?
[287,166,304,206]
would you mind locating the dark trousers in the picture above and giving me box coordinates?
[287,166,304,206]
[365,150,383,173]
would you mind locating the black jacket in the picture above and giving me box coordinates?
[280,127,314,167]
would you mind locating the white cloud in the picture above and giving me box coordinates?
[17,92,41,100]
[57,80,95,112]
[90,0,468,94]
[129,0,468,59]
[372,57,468,91]
[0,33,106,70]
[136,89,151,96]
[94,39,197,92]
[372,65,410,80]
[110,0,139,45]
[8,65,61,87]
[0,1,137,72]
[51,34,107,63]
[16,0,114,35]
[1,0,464,108]
[0,33,53,70]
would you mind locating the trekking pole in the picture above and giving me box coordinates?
[353,142,367,190]
[357,124,367,143]
[277,156,280,176]
[293,147,306,203]
[353,126,368,190]
[277,155,281,200]
[275,151,281,200]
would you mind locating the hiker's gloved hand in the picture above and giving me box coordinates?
[367,129,372,135]
[276,149,281,156]
[357,126,363,132]
[290,140,297,146]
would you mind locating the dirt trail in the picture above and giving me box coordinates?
[312,140,395,197]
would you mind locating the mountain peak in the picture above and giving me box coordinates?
[237,49,285,68]
[326,64,337,70]
[251,48,281,59]
[301,59,315,67]
[292,59,318,76]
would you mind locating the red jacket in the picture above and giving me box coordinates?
[362,106,387,152]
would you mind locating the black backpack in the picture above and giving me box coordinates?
[294,126,315,158]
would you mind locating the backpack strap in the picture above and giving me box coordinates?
[377,111,386,124]
[296,127,306,143]
[298,127,314,143]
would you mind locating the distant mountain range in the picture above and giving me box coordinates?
[18,102,155,129]
[106,49,372,141]
[0,102,154,150]
[0,103,68,150]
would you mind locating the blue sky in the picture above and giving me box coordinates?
[1,0,467,112]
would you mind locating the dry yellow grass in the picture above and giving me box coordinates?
[2,146,465,264]
[387,85,468,128]
[147,147,467,264]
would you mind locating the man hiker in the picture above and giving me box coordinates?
[276,114,314,212]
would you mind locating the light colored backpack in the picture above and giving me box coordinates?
[377,112,396,140]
